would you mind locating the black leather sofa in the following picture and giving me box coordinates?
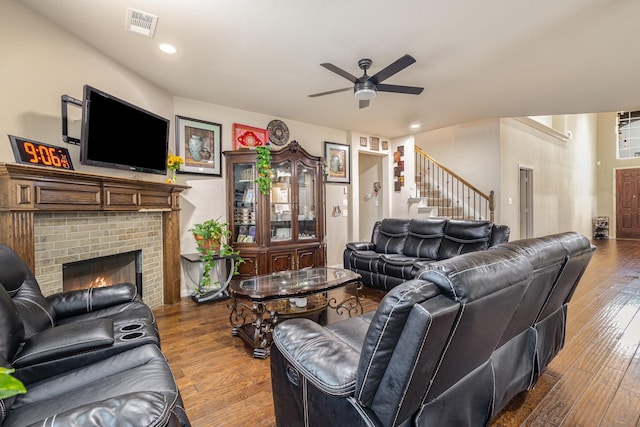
[271,232,594,427]
[344,218,511,290]
[0,244,190,427]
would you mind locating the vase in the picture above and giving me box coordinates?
[170,169,177,184]
[189,135,204,161]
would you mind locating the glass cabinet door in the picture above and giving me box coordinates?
[297,162,317,240]
[270,160,292,242]
[232,162,257,244]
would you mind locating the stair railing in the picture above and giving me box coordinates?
[414,146,495,221]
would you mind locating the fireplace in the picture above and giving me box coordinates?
[63,250,143,297]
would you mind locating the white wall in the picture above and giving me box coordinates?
[412,116,597,239]
[498,115,597,238]
[0,0,174,178]
[414,119,501,220]
[0,1,353,296]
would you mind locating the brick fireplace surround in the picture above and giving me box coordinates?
[0,163,189,308]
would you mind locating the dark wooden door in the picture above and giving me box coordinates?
[616,168,640,239]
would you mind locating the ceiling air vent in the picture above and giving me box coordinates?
[126,8,158,38]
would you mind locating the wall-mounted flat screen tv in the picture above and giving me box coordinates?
[80,85,169,175]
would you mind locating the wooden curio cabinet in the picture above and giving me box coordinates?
[224,141,326,277]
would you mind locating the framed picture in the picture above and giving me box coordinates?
[398,160,405,171]
[393,151,401,162]
[381,140,388,150]
[370,136,380,151]
[394,166,401,177]
[398,145,405,156]
[360,136,368,147]
[324,141,351,184]
[175,115,222,176]
[232,123,269,150]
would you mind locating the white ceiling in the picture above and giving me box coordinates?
[19,0,640,138]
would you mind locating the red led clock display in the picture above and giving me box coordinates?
[8,135,74,170]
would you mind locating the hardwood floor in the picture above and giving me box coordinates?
[154,239,640,426]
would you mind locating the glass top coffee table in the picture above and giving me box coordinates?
[228,267,362,358]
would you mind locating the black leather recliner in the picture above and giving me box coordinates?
[0,244,161,383]
[272,232,594,427]
[0,244,191,426]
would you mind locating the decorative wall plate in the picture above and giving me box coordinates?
[267,120,290,146]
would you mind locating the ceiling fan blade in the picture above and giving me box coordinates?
[376,83,424,95]
[359,99,370,109]
[308,87,352,98]
[369,54,416,85]
[320,63,359,83]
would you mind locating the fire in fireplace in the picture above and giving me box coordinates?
[62,250,143,297]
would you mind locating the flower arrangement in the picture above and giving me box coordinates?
[166,154,184,184]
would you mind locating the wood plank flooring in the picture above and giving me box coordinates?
[154,239,640,426]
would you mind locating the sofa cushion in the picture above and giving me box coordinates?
[436,220,493,260]
[380,254,429,281]
[403,218,446,259]
[373,218,410,254]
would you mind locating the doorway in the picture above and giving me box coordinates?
[616,168,640,239]
[519,167,533,239]
[358,152,383,240]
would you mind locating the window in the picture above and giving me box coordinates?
[617,111,640,159]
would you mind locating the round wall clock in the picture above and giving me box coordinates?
[267,120,290,146]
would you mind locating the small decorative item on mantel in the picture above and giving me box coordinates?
[166,153,184,184]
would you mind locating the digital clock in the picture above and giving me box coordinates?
[8,135,74,170]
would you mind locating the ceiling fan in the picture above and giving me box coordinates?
[309,54,424,109]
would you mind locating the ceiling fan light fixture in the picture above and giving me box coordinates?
[354,87,377,101]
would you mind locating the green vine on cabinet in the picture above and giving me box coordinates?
[254,146,272,196]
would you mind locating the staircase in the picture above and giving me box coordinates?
[412,146,495,221]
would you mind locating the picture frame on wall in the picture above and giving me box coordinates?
[370,136,380,151]
[324,141,351,184]
[232,123,269,150]
[360,136,368,147]
[381,140,388,150]
[175,115,222,176]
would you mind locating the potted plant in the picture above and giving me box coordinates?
[189,218,243,294]
[0,367,26,399]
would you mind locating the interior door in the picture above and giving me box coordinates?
[616,168,640,239]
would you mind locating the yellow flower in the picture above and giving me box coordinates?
[167,154,185,171]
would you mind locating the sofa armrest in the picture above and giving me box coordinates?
[23,391,176,427]
[272,318,360,396]
[13,319,114,368]
[346,242,375,251]
[46,283,137,318]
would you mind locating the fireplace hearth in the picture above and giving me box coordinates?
[63,250,143,297]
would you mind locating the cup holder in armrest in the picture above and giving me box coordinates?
[121,331,145,341]
[119,323,144,332]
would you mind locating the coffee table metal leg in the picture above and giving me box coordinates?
[328,282,364,317]
[229,296,274,359]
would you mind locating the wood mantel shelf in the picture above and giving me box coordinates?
[0,162,190,304]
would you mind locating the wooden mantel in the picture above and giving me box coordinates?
[0,162,190,304]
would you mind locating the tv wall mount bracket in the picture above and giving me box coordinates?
[61,94,82,145]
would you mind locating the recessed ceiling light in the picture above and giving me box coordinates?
[410,123,421,130]
[159,43,177,54]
